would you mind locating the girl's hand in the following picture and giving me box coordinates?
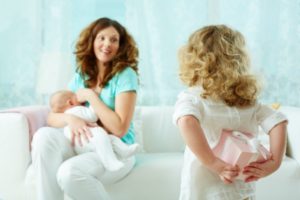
[76,88,97,103]
[210,158,240,184]
[219,164,240,184]
[66,114,93,146]
[243,157,279,182]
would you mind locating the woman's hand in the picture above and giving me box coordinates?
[243,156,279,183]
[66,114,94,146]
[209,158,240,184]
[76,88,98,103]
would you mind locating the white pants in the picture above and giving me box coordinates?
[31,127,135,200]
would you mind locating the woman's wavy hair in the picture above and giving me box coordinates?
[178,25,260,107]
[74,17,138,88]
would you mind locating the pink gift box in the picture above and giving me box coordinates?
[212,130,271,180]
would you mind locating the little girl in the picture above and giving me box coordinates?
[173,25,288,200]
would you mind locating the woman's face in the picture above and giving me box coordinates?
[93,26,120,65]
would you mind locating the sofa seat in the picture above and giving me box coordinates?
[1,105,300,200]
[107,153,183,200]
[257,156,300,200]
[25,152,183,200]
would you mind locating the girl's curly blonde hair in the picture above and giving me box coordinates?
[179,25,260,107]
[75,17,138,88]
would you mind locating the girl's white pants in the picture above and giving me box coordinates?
[31,127,135,200]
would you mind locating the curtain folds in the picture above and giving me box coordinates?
[125,0,300,106]
[1,0,300,108]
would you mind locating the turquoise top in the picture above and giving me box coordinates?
[68,67,138,144]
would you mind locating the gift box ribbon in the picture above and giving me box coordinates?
[231,131,269,160]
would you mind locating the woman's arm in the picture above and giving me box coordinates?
[76,88,136,137]
[47,111,93,146]
[177,115,239,184]
[47,112,70,127]
[48,112,89,130]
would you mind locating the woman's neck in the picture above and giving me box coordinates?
[97,61,108,84]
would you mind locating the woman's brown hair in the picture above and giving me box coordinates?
[75,17,138,88]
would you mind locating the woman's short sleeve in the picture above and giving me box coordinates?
[255,103,288,134]
[115,67,138,95]
[68,73,85,92]
[172,89,202,125]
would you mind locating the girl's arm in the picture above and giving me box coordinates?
[177,115,239,184]
[76,88,136,138]
[269,121,287,166]
[243,121,287,182]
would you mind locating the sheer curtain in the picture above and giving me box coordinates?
[0,0,125,109]
[125,0,209,105]
[36,0,126,103]
[125,0,300,106]
[1,0,300,108]
[218,0,300,106]
[0,0,42,108]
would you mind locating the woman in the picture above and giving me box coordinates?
[31,17,139,200]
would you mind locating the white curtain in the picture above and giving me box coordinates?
[0,0,125,109]
[1,0,300,108]
[125,0,209,105]
[125,0,300,106]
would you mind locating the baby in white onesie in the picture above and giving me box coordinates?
[50,90,139,171]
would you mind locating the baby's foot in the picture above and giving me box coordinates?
[116,143,140,158]
[104,159,124,171]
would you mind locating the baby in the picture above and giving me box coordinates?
[50,90,139,171]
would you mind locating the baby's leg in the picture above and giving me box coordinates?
[109,135,140,158]
[90,127,124,171]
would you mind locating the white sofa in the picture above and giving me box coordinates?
[0,106,300,200]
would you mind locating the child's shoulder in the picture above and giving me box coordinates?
[179,87,202,98]
[177,87,198,101]
[176,87,206,108]
[178,87,220,105]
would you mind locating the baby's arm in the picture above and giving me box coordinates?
[177,115,239,184]
[243,121,287,182]
[65,106,98,123]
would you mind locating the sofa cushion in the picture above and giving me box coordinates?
[279,106,300,163]
[257,156,300,200]
[26,153,183,200]
[106,153,183,200]
[137,106,185,153]
[132,107,145,153]
[0,105,49,145]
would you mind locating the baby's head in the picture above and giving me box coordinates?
[50,90,81,113]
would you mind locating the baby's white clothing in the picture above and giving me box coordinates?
[64,106,138,171]
[173,87,287,200]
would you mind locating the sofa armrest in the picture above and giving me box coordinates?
[1,105,50,141]
[0,106,49,199]
[0,113,31,198]
[280,106,300,165]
